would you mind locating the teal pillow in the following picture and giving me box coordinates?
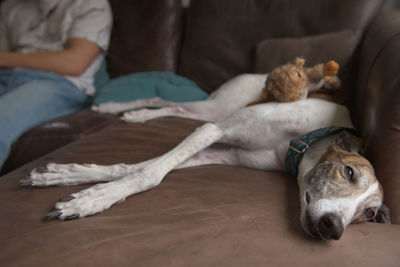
[93,72,208,105]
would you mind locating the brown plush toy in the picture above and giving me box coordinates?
[248,57,340,105]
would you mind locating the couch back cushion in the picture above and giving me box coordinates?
[107,0,184,78]
[179,0,385,93]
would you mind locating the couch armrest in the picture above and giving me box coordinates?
[1,110,119,176]
[355,10,400,223]
[355,10,400,132]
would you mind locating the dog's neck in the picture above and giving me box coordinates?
[296,135,336,185]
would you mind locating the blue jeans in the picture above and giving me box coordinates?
[0,68,89,170]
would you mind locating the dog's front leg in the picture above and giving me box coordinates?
[20,161,155,187]
[46,169,161,220]
[45,123,224,220]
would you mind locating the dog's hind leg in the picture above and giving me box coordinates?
[42,123,225,219]
[122,106,217,123]
[92,96,218,118]
[93,98,225,122]
[91,97,180,114]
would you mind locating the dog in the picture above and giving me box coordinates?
[21,74,390,241]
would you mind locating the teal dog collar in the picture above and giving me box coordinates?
[285,127,357,177]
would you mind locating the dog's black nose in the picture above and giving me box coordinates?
[318,213,344,240]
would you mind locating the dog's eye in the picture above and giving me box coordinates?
[296,72,302,78]
[344,166,354,182]
[365,208,375,219]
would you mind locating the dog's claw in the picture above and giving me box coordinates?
[44,208,62,220]
[58,195,75,202]
[19,176,32,186]
[36,167,49,173]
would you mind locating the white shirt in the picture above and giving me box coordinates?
[0,0,112,95]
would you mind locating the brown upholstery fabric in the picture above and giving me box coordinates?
[1,118,400,267]
[355,11,400,224]
[254,30,360,77]
[179,0,385,93]
[355,10,400,132]
[107,0,184,78]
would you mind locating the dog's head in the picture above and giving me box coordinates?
[299,131,390,240]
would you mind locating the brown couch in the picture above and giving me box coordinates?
[1,0,400,266]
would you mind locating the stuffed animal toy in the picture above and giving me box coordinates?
[248,57,340,105]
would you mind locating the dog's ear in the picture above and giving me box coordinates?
[370,204,391,224]
[335,131,362,153]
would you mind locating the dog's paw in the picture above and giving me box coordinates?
[20,163,121,187]
[44,182,127,220]
[21,163,91,187]
[91,102,123,114]
[121,109,160,123]
[37,164,164,220]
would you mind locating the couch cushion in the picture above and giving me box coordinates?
[107,0,184,78]
[254,30,360,75]
[1,118,400,266]
[179,0,385,93]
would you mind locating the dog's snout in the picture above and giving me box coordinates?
[318,213,344,240]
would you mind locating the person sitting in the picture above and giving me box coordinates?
[0,0,112,170]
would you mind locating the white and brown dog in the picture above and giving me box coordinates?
[21,72,390,241]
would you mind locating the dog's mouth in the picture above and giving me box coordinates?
[305,211,319,238]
